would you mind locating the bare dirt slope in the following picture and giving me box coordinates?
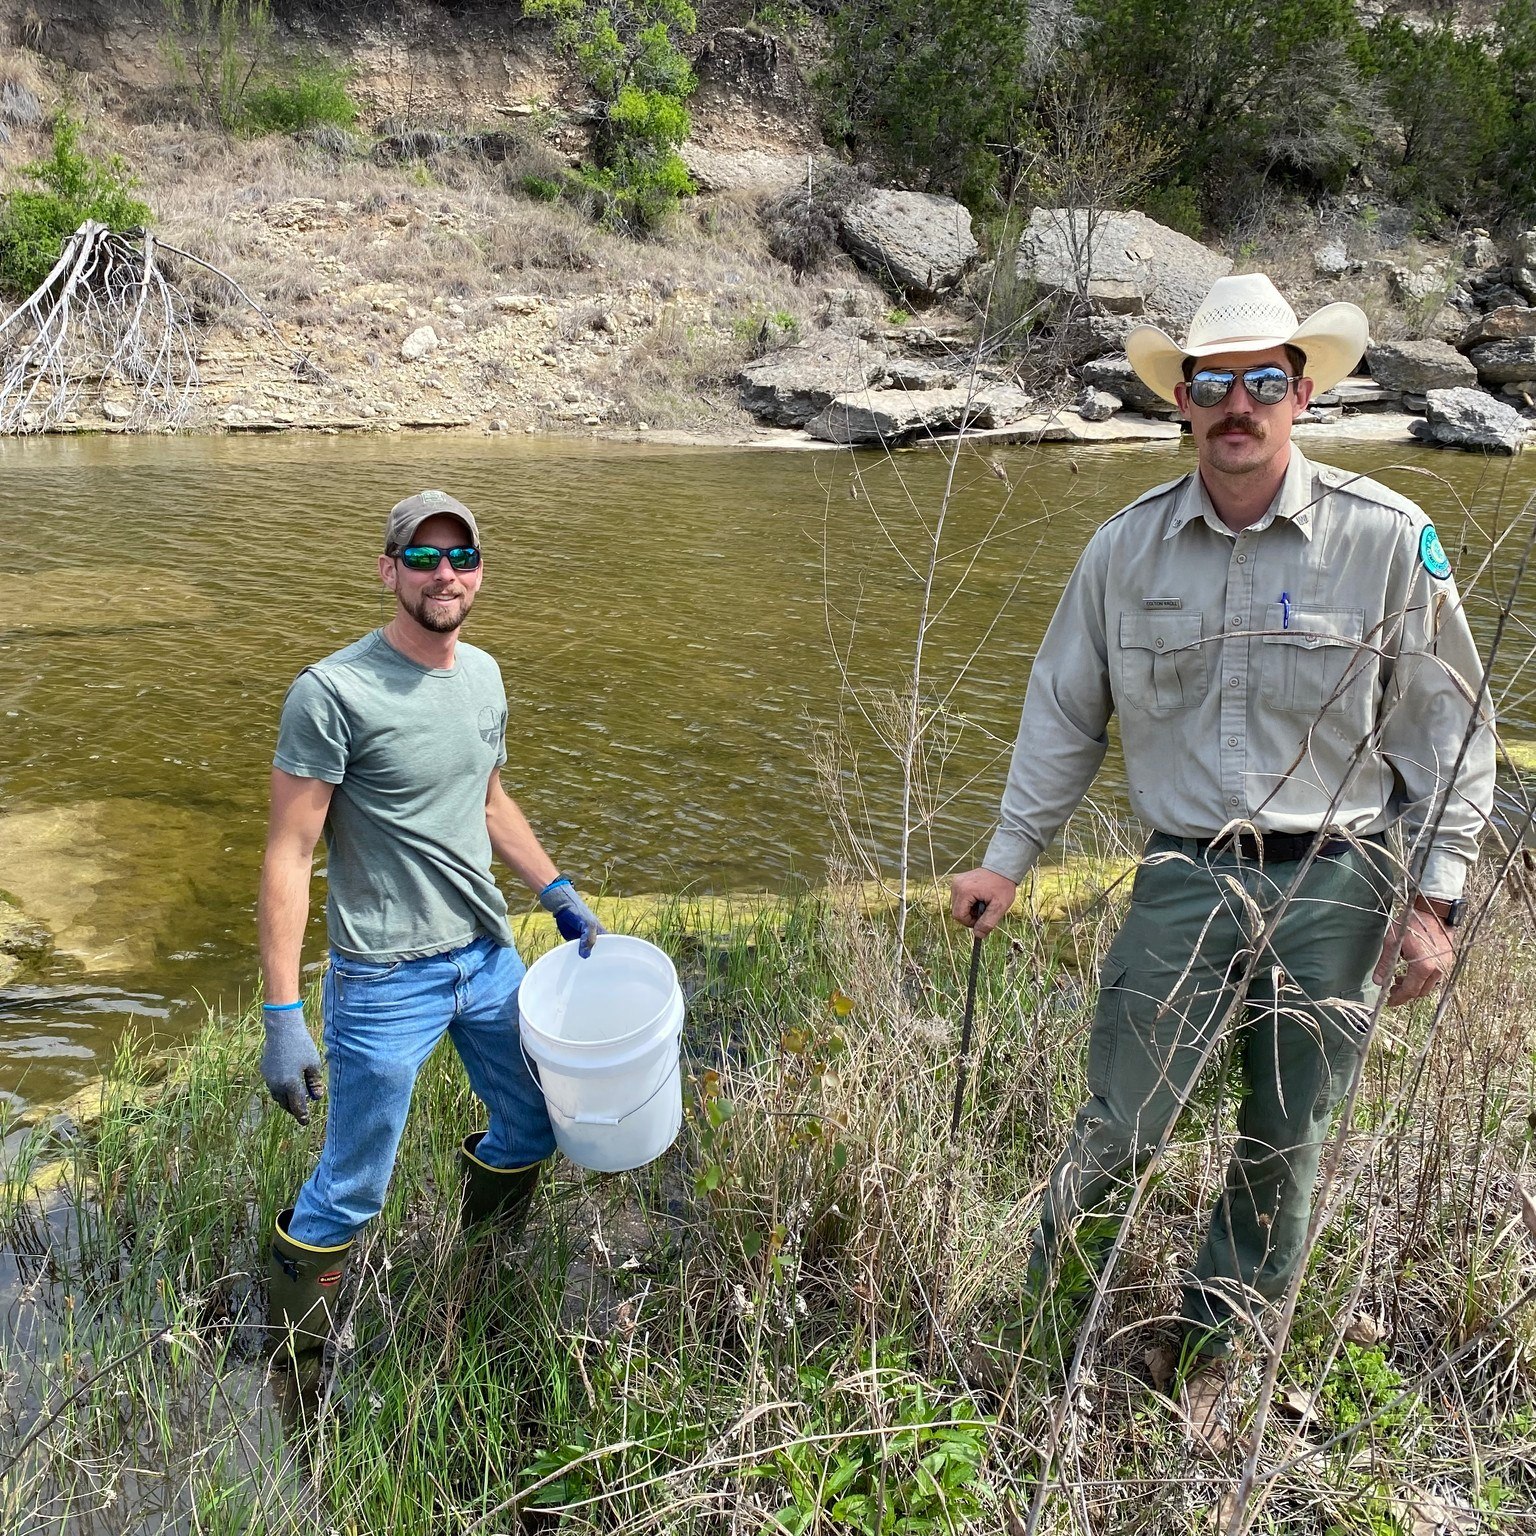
[0,0,882,440]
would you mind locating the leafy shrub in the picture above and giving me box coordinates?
[0,115,152,300]
[161,0,274,129]
[1075,0,1369,219]
[242,62,358,136]
[759,158,865,278]
[524,0,698,235]
[815,0,1034,207]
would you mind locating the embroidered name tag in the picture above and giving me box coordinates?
[1142,597,1184,610]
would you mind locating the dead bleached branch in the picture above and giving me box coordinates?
[0,220,266,435]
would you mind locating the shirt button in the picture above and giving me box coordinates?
[1228,795,1241,806]
[1230,616,1242,628]
[1227,736,1239,746]
[1228,676,1240,687]
[1154,637,1165,648]
[1236,553,1247,564]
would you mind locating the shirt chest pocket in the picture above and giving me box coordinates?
[1115,613,1208,716]
[1259,605,1372,719]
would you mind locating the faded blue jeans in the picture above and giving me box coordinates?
[288,934,555,1248]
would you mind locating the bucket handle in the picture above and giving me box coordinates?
[569,1068,676,1127]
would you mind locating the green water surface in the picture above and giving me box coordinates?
[1,428,1532,1114]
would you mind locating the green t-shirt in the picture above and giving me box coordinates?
[274,630,513,961]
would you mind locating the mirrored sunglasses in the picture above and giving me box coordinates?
[1187,365,1298,409]
[398,544,481,572]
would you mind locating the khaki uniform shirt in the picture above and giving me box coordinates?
[982,448,1494,900]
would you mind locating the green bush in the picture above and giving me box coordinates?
[0,115,152,300]
[815,0,1034,208]
[161,0,274,129]
[524,0,697,234]
[241,61,359,136]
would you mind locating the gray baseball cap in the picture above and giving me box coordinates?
[384,490,481,552]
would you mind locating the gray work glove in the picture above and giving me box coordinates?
[538,876,603,958]
[260,1003,325,1124]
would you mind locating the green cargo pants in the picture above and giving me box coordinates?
[1034,831,1393,1353]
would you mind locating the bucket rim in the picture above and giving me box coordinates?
[520,934,682,1053]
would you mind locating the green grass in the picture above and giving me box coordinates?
[2,884,1534,1532]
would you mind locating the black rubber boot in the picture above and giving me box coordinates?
[267,1207,353,1361]
[459,1131,543,1236]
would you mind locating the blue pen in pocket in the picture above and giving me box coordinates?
[1280,591,1291,630]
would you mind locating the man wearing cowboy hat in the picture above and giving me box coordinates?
[952,274,1494,1397]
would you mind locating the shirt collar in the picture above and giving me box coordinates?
[1162,446,1317,542]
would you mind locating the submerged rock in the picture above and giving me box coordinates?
[0,566,214,639]
[0,893,50,988]
[1409,387,1530,453]
[0,800,224,974]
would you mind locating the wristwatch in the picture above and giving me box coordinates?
[1422,896,1466,929]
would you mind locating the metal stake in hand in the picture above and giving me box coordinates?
[948,902,987,1142]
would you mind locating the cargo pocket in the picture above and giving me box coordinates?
[1259,605,1371,727]
[1086,961,1127,1098]
[1116,613,1208,716]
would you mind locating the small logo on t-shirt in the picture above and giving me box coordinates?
[478,705,506,748]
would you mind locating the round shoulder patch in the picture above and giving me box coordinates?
[1419,523,1452,580]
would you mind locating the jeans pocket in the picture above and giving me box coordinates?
[329,952,403,985]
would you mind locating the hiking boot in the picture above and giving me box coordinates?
[458,1131,544,1235]
[267,1207,352,1362]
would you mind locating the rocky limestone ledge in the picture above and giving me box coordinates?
[737,339,890,428]
[805,385,1034,446]
[1408,387,1531,453]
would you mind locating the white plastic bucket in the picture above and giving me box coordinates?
[518,934,684,1173]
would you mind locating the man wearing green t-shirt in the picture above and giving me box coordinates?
[257,488,603,1361]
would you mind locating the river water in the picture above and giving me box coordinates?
[1,428,1533,1115]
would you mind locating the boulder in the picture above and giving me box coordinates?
[1076,387,1122,422]
[805,384,1033,445]
[1055,309,1136,365]
[839,189,979,299]
[884,358,958,390]
[1016,208,1231,324]
[1080,354,1169,414]
[1462,306,1536,346]
[1313,241,1352,278]
[1468,338,1536,386]
[1388,264,1449,306]
[1464,229,1499,270]
[401,325,439,361]
[1365,339,1477,394]
[1515,231,1536,301]
[737,337,888,427]
[1409,387,1530,453]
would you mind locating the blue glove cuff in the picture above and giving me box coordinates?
[263,1001,304,1013]
[538,876,572,898]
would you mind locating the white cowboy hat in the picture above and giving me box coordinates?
[1125,273,1369,404]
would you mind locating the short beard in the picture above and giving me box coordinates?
[400,588,473,633]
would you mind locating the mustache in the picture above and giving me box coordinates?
[1208,416,1264,440]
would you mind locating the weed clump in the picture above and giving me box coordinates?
[758,158,865,280]
[0,114,152,299]
[242,62,359,137]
